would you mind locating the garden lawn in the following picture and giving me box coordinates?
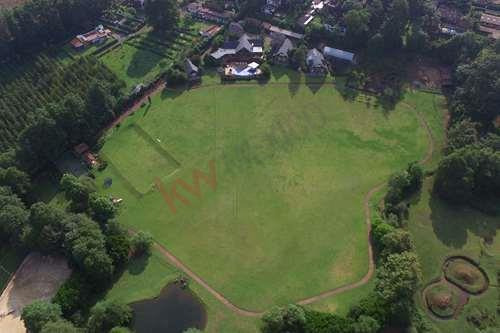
[105,249,259,333]
[100,43,168,90]
[97,81,441,311]
[408,177,500,333]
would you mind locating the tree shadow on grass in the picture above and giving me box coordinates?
[127,254,150,276]
[161,87,184,100]
[429,191,499,249]
[126,43,164,80]
[305,74,325,94]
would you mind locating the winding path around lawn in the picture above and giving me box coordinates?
[119,83,437,317]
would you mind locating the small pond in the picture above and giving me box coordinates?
[131,283,207,333]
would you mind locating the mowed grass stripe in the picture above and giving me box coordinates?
[102,123,180,193]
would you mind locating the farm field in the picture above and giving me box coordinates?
[96,76,444,312]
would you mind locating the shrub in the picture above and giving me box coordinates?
[304,310,354,333]
[132,231,154,256]
[87,301,132,333]
[166,68,188,86]
[21,301,62,333]
[261,304,306,333]
[260,63,271,80]
[53,273,91,316]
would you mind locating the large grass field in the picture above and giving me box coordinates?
[96,76,443,311]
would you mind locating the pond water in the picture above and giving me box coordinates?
[131,283,207,333]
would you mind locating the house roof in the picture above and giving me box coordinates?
[322,46,355,62]
[236,34,253,52]
[274,38,294,57]
[306,48,325,67]
[211,34,262,59]
[481,13,500,27]
[185,58,199,74]
[74,143,90,155]
[263,22,305,39]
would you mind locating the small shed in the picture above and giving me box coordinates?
[184,58,200,81]
[306,48,328,75]
[273,38,294,64]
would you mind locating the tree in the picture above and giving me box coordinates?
[261,304,306,333]
[445,119,478,154]
[21,301,62,333]
[381,0,409,50]
[381,229,414,256]
[105,221,131,267]
[304,310,354,333]
[64,214,114,283]
[344,9,371,48]
[375,252,421,316]
[406,162,424,193]
[452,50,500,130]
[41,320,81,333]
[28,202,68,252]
[131,231,154,256]
[0,203,29,244]
[145,0,179,32]
[289,45,307,71]
[89,194,116,223]
[53,273,91,316]
[87,301,132,333]
[0,167,30,197]
[352,315,380,333]
[60,174,93,211]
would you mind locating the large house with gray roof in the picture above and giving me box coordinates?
[210,34,263,63]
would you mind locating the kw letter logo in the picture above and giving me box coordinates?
[155,160,216,214]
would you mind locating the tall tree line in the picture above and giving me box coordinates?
[0,0,112,58]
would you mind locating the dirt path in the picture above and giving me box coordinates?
[103,80,165,133]
[121,84,437,317]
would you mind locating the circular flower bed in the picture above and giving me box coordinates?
[424,283,460,319]
[443,257,489,294]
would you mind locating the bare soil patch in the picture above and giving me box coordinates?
[0,253,71,333]
[0,0,25,9]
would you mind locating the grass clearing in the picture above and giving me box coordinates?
[97,75,442,311]
[102,122,180,194]
[100,43,168,90]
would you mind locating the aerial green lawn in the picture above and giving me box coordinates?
[97,77,442,311]
[100,43,169,90]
